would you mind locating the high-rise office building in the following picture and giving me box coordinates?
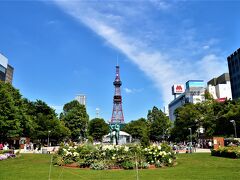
[75,94,86,106]
[227,48,240,100]
[0,53,14,84]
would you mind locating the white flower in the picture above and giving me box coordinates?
[168,158,172,164]
[157,146,161,150]
[66,151,72,156]
[73,152,79,157]
[163,151,167,156]
[124,146,129,152]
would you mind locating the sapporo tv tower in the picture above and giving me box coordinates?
[110,65,125,124]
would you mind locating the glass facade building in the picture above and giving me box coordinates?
[0,53,14,84]
[227,48,240,100]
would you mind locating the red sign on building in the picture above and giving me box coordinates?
[172,84,184,95]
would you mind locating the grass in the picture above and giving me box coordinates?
[0,153,240,180]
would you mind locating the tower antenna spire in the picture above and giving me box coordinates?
[111,65,124,124]
[117,54,119,66]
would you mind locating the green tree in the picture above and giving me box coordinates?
[0,82,27,141]
[88,118,109,142]
[123,118,149,146]
[147,106,171,142]
[123,118,149,140]
[171,99,240,142]
[26,100,70,144]
[61,100,89,141]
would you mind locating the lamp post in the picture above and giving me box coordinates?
[230,120,237,138]
[47,130,51,147]
[188,128,192,153]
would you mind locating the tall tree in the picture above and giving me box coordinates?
[88,118,109,142]
[61,100,89,141]
[26,100,70,144]
[122,118,149,146]
[0,82,26,141]
[147,106,171,142]
[123,118,148,140]
[171,99,240,142]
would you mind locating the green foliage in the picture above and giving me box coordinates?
[138,161,149,169]
[140,134,150,147]
[155,161,164,168]
[61,100,89,141]
[171,99,240,141]
[0,82,26,141]
[25,100,70,143]
[88,118,109,142]
[121,161,135,169]
[52,154,64,166]
[55,143,175,170]
[147,106,172,142]
[122,118,149,144]
[211,147,240,159]
[0,81,70,144]
[87,136,94,144]
[143,144,175,166]
[90,161,108,170]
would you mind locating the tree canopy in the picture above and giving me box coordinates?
[171,99,240,142]
[88,118,109,142]
[147,106,172,142]
[60,100,89,142]
[0,82,70,144]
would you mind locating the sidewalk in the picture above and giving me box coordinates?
[177,148,211,154]
[19,146,59,154]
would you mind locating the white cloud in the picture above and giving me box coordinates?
[124,87,143,94]
[197,54,228,79]
[203,45,210,50]
[53,1,227,105]
[124,88,133,94]
[150,0,172,10]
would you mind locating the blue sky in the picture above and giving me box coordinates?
[0,0,239,122]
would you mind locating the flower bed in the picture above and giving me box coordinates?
[211,147,240,159]
[53,143,176,170]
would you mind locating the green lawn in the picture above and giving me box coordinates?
[0,153,240,180]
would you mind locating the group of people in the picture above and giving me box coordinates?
[0,142,9,150]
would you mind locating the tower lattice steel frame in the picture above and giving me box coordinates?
[111,65,124,124]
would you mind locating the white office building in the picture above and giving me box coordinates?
[207,73,232,101]
[75,94,86,106]
[168,80,205,121]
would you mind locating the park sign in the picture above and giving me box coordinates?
[172,84,184,95]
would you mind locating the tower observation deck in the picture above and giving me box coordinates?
[111,65,124,124]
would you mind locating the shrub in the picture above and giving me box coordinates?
[90,161,108,170]
[138,162,149,169]
[121,161,135,169]
[54,143,176,170]
[155,161,164,168]
[211,147,240,159]
[52,155,64,166]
